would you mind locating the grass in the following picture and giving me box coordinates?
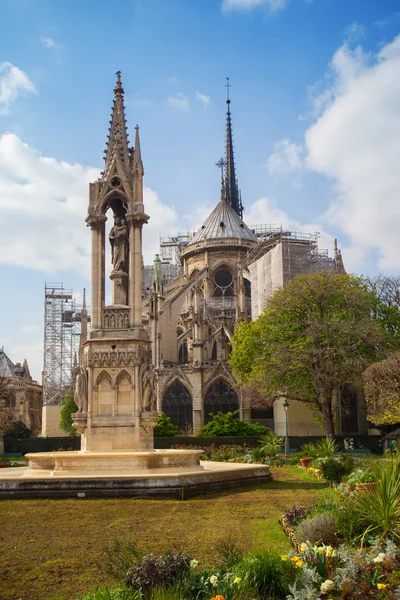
[0,466,328,600]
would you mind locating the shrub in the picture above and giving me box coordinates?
[321,455,354,484]
[80,586,141,600]
[296,513,338,546]
[59,394,78,437]
[299,442,318,459]
[315,438,340,458]
[354,450,400,541]
[215,534,244,570]
[282,505,309,527]
[103,539,142,582]
[125,551,191,597]
[335,500,366,544]
[196,411,267,437]
[3,420,31,440]
[235,548,296,599]
[154,413,179,437]
[257,429,284,457]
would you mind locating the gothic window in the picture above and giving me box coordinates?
[244,278,251,298]
[204,378,239,424]
[162,380,193,431]
[211,341,217,361]
[251,408,273,420]
[213,267,234,298]
[178,341,189,364]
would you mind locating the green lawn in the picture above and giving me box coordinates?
[0,467,328,600]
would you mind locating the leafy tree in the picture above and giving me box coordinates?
[363,351,400,425]
[60,393,78,437]
[230,271,399,435]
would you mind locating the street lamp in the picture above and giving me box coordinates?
[283,400,289,457]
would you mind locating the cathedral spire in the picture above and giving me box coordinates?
[103,71,130,179]
[334,238,346,273]
[132,125,144,177]
[224,78,243,218]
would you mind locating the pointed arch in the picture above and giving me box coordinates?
[162,378,193,432]
[95,369,112,388]
[203,376,239,424]
[96,370,113,416]
[116,369,132,416]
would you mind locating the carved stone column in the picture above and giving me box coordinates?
[87,216,106,329]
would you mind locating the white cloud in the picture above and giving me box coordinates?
[0,133,177,273]
[196,91,210,107]
[222,0,287,13]
[266,139,304,174]
[0,62,35,115]
[345,22,365,43]
[39,36,56,48]
[305,34,400,272]
[166,93,190,112]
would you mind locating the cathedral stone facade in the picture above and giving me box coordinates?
[0,350,42,435]
[145,96,267,433]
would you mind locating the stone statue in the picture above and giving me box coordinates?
[109,217,128,272]
[140,362,157,412]
[74,366,88,414]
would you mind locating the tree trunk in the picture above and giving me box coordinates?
[319,389,334,436]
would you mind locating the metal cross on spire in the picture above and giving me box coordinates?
[225,77,231,104]
[216,157,226,178]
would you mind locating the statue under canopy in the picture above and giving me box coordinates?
[109,217,128,272]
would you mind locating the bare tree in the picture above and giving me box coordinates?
[364,275,400,309]
[0,376,14,435]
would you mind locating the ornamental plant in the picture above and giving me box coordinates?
[196,411,267,437]
[154,412,179,437]
[235,548,297,598]
[257,429,284,457]
[297,543,339,580]
[354,449,400,542]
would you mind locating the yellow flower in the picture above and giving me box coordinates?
[281,555,289,561]
[300,543,307,552]
[377,584,387,590]
[292,555,300,562]
[295,559,304,568]
[325,546,333,557]
[210,575,218,586]
[234,577,241,584]
[318,546,326,554]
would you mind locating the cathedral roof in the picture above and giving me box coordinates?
[189,199,257,245]
[0,350,16,377]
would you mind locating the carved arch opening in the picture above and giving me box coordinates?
[203,377,239,424]
[162,378,193,432]
[116,369,132,416]
[95,370,113,416]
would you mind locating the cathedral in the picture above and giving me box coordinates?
[41,72,364,440]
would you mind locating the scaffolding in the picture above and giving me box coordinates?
[43,283,82,406]
[159,231,197,266]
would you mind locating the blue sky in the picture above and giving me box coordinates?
[1,0,400,379]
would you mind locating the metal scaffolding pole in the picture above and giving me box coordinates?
[43,282,82,406]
